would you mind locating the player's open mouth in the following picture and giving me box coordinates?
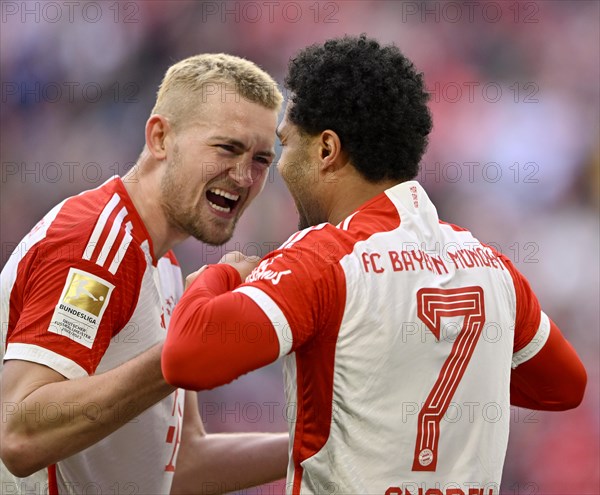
[206,188,241,214]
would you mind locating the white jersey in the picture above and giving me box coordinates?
[237,181,548,495]
[1,177,185,494]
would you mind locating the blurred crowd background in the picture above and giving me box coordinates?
[1,1,598,493]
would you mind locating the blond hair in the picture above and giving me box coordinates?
[151,53,283,126]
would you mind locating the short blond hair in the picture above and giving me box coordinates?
[151,53,283,126]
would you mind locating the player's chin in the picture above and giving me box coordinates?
[197,221,236,247]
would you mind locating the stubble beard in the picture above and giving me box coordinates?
[160,153,237,246]
[284,154,323,231]
[297,208,310,230]
[292,186,324,231]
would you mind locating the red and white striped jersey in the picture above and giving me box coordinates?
[234,181,548,495]
[1,177,185,494]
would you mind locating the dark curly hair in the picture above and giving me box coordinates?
[285,34,432,182]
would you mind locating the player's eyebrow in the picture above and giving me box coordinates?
[210,136,247,149]
[256,149,276,161]
[211,136,275,160]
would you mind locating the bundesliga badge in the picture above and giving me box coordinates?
[48,268,114,348]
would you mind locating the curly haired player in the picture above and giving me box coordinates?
[163,36,586,494]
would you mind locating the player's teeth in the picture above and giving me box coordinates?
[210,188,239,201]
[208,201,231,213]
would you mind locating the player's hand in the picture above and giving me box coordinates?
[218,251,261,282]
[184,265,208,289]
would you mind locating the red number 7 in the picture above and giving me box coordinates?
[412,286,486,471]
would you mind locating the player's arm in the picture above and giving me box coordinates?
[162,245,336,390]
[162,259,281,391]
[510,317,586,410]
[170,391,288,494]
[499,251,586,410]
[1,345,174,478]
[1,237,173,477]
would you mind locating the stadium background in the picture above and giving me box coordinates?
[1,1,598,493]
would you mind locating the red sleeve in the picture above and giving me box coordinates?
[494,251,542,353]
[510,319,587,410]
[238,239,346,353]
[6,240,143,377]
[162,264,279,390]
[491,250,586,409]
[163,227,347,390]
[162,228,347,391]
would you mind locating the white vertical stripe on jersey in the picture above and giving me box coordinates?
[108,222,133,275]
[83,193,121,261]
[340,211,359,231]
[512,311,550,368]
[280,223,328,250]
[233,286,293,356]
[279,230,305,251]
[96,206,128,268]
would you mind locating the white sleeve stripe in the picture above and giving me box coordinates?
[108,223,133,275]
[4,343,89,379]
[280,223,327,250]
[83,193,121,261]
[512,311,551,368]
[279,230,303,250]
[96,206,128,267]
[340,211,359,231]
[233,286,293,357]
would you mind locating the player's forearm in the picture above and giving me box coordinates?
[163,292,279,390]
[170,432,288,494]
[163,267,279,391]
[1,344,174,477]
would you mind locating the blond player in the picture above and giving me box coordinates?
[1,54,287,494]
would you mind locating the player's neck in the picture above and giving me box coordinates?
[326,176,399,226]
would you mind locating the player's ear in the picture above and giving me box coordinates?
[145,115,172,161]
[319,129,348,174]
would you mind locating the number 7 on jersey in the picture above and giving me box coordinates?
[412,286,486,471]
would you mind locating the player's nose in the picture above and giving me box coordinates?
[229,159,255,187]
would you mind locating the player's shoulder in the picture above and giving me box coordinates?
[437,219,519,283]
[32,177,147,276]
[246,225,340,288]
[267,190,400,267]
[278,223,336,249]
[438,219,488,248]
[41,177,126,239]
[278,222,353,254]
[438,219,470,233]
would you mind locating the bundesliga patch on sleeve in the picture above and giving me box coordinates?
[48,268,115,348]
